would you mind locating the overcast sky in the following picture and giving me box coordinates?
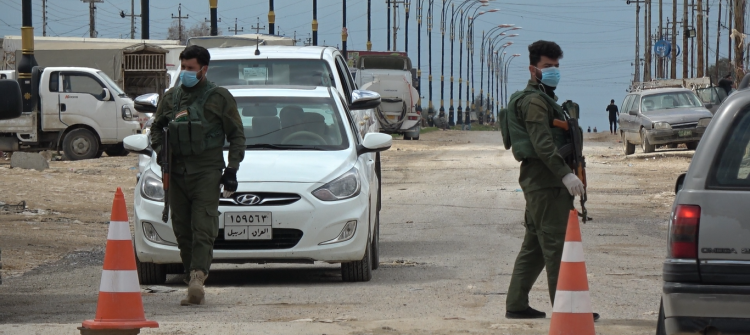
[0,0,744,129]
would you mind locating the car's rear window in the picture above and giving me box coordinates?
[641,91,703,112]
[207,59,335,87]
[709,107,750,188]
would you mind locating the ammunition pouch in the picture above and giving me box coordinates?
[168,82,223,157]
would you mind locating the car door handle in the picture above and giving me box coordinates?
[59,103,66,112]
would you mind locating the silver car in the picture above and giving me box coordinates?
[657,79,750,334]
[619,88,713,155]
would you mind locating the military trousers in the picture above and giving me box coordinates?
[169,169,222,275]
[506,187,573,312]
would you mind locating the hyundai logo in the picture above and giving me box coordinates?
[235,194,262,206]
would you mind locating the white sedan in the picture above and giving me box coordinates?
[124,86,390,284]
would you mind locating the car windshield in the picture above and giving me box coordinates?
[640,91,703,112]
[194,59,335,87]
[97,71,126,96]
[232,96,349,150]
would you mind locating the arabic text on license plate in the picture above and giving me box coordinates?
[678,130,693,137]
[224,212,272,240]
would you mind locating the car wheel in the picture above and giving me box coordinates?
[686,142,698,150]
[62,128,99,161]
[641,129,655,153]
[135,245,167,285]
[341,235,372,282]
[105,143,130,157]
[371,210,380,270]
[622,132,635,155]
[656,298,667,335]
[403,134,411,140]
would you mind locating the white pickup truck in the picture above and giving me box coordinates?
[0,67,142,160]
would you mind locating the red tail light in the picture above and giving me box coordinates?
[408,116,419,120]
[670,205,701,259]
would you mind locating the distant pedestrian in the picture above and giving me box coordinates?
[606,99,619,134]
[593,127,598,133]
[718,74,733,96]
[587,126,591,133]
[463,111,471,130]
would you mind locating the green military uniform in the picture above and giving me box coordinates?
[504,80,575,312]
[562,100,580,120]
[150,79,245,275]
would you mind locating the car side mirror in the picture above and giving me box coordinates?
[357,132,392,155]
[123,134,153,156]
[704,103,713,109]
[134,93,159,113]
[629,109,638,116]
[0,79,23,120]
[350,89,381,110]
[675,173,686,194]
[102,88,111,101]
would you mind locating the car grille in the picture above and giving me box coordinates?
[219,192,301,206]
[213,228,303,250]
[671,122,698,129]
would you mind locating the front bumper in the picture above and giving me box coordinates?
[662,282,750,334]
[133,181,371,265]
[645,127,706,145]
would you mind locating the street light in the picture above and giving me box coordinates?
[427,0,436,123]
[415,0,430,120]
[449,0,484,125]
[503,54,521,107]
[479,26,518,123]
[487,37,516,113]
[466,8,497,123]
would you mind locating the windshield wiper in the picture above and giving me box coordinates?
[245,143,329,150]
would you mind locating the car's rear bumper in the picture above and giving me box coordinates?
[645,127,706,145]
[663,282,750,334]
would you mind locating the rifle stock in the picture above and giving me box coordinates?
[161,127,170,223]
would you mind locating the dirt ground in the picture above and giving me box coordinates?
[0,130,692,334]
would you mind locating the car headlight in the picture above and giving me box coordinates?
[140,169,165,202]
[121,105,135,121]
[653,122,672,130]
[312,167,361,201]
[698,118,711,127]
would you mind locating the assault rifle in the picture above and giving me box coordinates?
[161,127,170,223]
[552,118,590,223]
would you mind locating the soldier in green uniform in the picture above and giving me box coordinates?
[150,45,246,306]
[500,41,597,320]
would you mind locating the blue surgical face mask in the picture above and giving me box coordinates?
[536,66,561,88]
[180,67,204,87]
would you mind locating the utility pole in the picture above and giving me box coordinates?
[733,0,746,84]
[629,0,643,83]
[268,0,275,35]
[42,0,46,36]
[696,0,704,77]
[393,1,398,51]
[81,0,103,38]
[251,17,265,35]
[141,0,149,39]
[172,3,189,43]
[119,0,141,39]
[644,0,652,81]
[405,1,410,53]
[312,0,318,46]
[727,0,732,63]
[206,0,220,36]
[659,0,663,78]
[691,0,695,77]
[342,0,347,60]
[671,0,677,78]
[715,0,721,78]
[683,0,689,78]
[228,18,243,35]
[387,0,406,51]
[705,3,710,75]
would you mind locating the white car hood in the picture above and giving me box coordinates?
[147,149,356,184]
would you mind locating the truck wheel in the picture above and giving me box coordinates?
[62,129,99,161]
[341,234,372,282]
[641,129,655,153]
[686,142,698,150]
[105,143,130,157]
[622,132,635,155]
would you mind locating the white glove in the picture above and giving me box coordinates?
[562,173,585,197]
[222,190,234,198]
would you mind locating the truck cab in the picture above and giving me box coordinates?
[0,67,141,160]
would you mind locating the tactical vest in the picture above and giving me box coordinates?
[168,82,226,157]
[499,87,569,162]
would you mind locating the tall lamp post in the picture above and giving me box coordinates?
[268,0,275,35]
[479,25,516,122]
[427,0,435,122]
[466,8,495,123]
[487,39,515,117]
[456,2,487,124]
[416,0,428,119]
[439,0,448,124]
[486,31,518,113]
[448,1,479,125]
[312,0,318,45]
[503,54,520,107]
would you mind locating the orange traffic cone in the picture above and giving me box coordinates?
[80,188,158,331]
[549,209,595,335]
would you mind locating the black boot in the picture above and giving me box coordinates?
[593,313,600,321]
[505,306,546,319]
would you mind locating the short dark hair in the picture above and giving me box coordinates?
[179,45,211,67]
[528,40,563,66]
[724,73,732,79]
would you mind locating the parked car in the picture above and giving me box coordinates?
[124,85,390,284]
[657,78,750,334]
[619,88,713,155]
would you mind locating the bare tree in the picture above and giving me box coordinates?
[168,21,219,45]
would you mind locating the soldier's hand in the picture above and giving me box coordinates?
[220,167,238,193]
[562,173,584,197]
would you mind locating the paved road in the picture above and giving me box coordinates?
[0,131,666,334]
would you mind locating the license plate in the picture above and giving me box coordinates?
[224,212,272,240]
[386,115,398,121]
[678,130,693,137]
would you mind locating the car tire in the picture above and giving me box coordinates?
[105,143,130,157]
[135,245,167,285]
[341,235,372,282]
[656,298,667,335]
[622,132,635,155]
[403,134,411,140]
[376,153,382,212]
[371,210,380,270]
[62,128,99,161]
[641,129,655,153]
[686,142,698,150]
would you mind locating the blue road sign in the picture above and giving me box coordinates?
[655,39,671,58]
